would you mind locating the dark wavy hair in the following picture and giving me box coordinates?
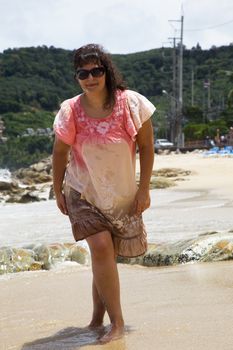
[74,44,127,109]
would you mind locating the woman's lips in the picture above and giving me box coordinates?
[85,83,98,88]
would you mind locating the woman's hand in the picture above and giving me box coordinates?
[134,187,151,216]
[135,119,154,216]
[52,137,70,216]
[55,191,68,215]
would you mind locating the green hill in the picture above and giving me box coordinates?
[1,44,233,114]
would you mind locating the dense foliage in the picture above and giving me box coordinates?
[0,136,53,170]
[0,44,233,169]
[1,44,233,113]
[2,110,54,138]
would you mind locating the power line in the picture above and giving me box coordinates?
[185,19,233,32]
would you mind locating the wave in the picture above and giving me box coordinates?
[0,168,11,182]
[1,230,233,276]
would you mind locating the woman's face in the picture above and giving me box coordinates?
[76,62,106,94]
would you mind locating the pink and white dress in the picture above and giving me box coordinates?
[53,89,156,257]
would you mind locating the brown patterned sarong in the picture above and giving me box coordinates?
[64,185,147,258]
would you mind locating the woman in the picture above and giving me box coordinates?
[52,43,155,343]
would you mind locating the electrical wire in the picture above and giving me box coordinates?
[185,19,233,32]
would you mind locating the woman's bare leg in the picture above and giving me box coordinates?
[86,230,124,343]
[88,279,106,328]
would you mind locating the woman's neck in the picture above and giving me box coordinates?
[83,89,108,109]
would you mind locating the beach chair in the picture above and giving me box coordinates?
[203,146,219,157]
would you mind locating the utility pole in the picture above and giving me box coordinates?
[172,37,177,102]
[172,37,177,143]
[207,80,211,110]
[167,36,178,143]
[178,15,184,109]
[177,15,184,147]
[191,67,194,106]
[203,79,211,121]
[168,15,184,148]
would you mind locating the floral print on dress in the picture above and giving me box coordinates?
[96,121,110,135]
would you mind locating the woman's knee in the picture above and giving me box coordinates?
[87,230,114,259]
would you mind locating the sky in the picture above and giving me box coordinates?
[0,0,233,54]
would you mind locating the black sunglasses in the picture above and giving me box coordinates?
[75,66,105,80]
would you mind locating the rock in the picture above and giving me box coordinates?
[18,192,43,203]
[0,247,36,274]
[49,185,55,199]
[0,181,13,191]
[29,262,43,271]
[6,190,43,203]
[12,248,35,269]
[30,162,49,173]
[69,245,89,265]
[0,180,19,191]
[13,169,52,184]
[152,168,192,178]
[0,247,13,265]
[0,242,90,275]
[13,156,52,185]
[150,176,175,189]
[35,172,52,183]
[34,244,51,269]
[48,243,69,264]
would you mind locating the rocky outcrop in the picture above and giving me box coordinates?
[0,157,53,203]
[0,179,48,203]
[148,167,193,189]
[0,243,89,275]
[13,157,52,185]
[6,190,44,203]
[117,231,233,266]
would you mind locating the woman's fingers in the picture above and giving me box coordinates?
[135,199,149,216]
[56,193,68,215]
[138,197,151,214]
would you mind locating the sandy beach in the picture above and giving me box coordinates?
[1,152,233,350]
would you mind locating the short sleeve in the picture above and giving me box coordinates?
[126,90,156,129]
[124,90,156,140]
[53,100,76,145]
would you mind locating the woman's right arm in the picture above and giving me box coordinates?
[52,136,71,215]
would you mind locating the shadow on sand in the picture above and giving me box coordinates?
[21,326,129,350]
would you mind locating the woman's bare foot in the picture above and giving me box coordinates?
[87,320,104,329]
[99,323,125,344]
[88,308,105,329]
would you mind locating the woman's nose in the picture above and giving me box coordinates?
[86,72,94,80]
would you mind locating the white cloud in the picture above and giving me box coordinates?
[0,0,233,53]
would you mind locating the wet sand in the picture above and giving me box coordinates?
[1,261,233,350]
[1,152,233,349]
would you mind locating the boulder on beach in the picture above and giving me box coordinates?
[0,180,19,191]
[0,243,89,275]
[13,157,52,185]
[0,157,53,203]
[5,190,44,203]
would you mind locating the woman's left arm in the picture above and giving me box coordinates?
[134,119,154,215]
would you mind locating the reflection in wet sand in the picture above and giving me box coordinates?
[21,326,128,350]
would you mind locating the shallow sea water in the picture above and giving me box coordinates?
[1,188,233,249]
